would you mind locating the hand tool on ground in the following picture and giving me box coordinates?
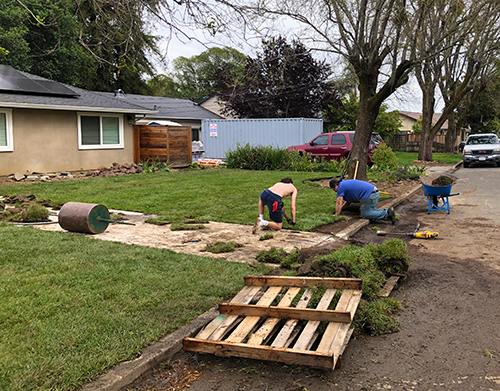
[376,230,439,239]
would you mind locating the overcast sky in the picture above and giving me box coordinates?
[153,25,442,114]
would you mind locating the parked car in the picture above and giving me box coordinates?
[462,133,500,168]
[286,131,383,162]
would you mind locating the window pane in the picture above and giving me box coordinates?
[0,113,6,146]
[102,117,119,144]
[331,134,346,145]
[81,116,100,145]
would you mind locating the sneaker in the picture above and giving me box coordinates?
[387,208,396,225]
[252,217,262,234]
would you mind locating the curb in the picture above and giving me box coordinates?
[79,308,218,391]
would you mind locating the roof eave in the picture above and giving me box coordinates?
[0,101,158,114]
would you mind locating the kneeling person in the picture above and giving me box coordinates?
[253,177,297,233]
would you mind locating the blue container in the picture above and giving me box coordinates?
[422,183,452,196]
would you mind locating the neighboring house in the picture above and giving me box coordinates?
[398,111,449,134]
[0,65,157,176]
[98,92,223,141]
[198,95,232,119]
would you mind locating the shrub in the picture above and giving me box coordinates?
[388,164,426,181]
[371,143,399,171]
[225,143,344,172]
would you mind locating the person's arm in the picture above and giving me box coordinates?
[336,195,346,216]
[290,185,297,223]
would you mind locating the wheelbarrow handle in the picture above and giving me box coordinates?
[449,193,460,196]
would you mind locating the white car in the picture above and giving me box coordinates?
[462,133,500,168]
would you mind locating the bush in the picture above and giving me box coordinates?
[388,164,426,181]
[225,143,344,172]
[371,143,399,171]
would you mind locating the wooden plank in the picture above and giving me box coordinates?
[329,290,362,357]
[197,285,261,341]
[292,288,337,351]
[271,288,312,348]
[247,287,300,346]
[244,275,362,290]
[316,289,355,353]
[225,286,282,343]
[379,275,400,297]
[218,303,352,323]
[183,338,335,370]
[318,289,362,365]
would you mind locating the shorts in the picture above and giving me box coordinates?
[260,189,284,223]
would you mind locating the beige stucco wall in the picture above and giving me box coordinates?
[400,115,417,132]
[0,107,134,176]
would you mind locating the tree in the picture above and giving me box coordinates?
[0,0,93,87]
[217,0,488,179]
[146,74,179,97]
[218,36,341,119]
[324,94,402,139]
[167,47,246,102]
[414,1,500,160]
[1,0,160,93]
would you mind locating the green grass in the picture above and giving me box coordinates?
[394,151,462,165]
[0,223,269,390]
[1,169,339,231]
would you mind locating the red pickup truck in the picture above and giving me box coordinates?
[286,131,383,162]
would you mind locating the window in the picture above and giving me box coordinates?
[310,135,329,146]
[331,134,347,145]
[78,113,123,149]
[0,109,13,152]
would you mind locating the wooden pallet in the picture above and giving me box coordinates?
[183,275,362,370]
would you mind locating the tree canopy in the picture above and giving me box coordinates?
[217,36,341,119]
[0,0,160,93]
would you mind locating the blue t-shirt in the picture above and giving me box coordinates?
[336,180,375,203]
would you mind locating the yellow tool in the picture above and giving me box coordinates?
[376,230,439,239]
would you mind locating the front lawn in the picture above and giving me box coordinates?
[0,223,269,390]
[2,169,341,231]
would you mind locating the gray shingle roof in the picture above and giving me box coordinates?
[97,92,222,120]
[0,67,156,114]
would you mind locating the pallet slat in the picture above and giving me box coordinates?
[245,275,362,290]
[218,303,352,323]
[183,338,335,370]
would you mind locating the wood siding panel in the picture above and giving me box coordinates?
[134,125,192,167]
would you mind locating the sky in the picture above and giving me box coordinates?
[152,25,439,114]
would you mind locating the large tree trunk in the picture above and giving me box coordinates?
[444,112,458,153]
[348,80,380,181]
[417,63,437,162]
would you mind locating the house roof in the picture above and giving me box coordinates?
[97,92,222,120]
[0,65,156,114]
[399,111,449,129]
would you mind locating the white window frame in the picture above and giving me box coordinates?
[77,112,124,150]
[0,109,14,152]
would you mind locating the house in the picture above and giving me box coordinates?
[198,95,231,119]
[98,92,223,141]
[398,111,449,134]
[0,65,156,176]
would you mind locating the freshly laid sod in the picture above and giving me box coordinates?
[2,169,341,231]
[0,223,270,391]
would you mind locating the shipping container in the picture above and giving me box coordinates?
[201,118,323,159]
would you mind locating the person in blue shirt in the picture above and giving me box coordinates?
[330,178,395,224]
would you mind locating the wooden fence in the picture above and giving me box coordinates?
[388,132,448,152]
[133,125,192,167]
